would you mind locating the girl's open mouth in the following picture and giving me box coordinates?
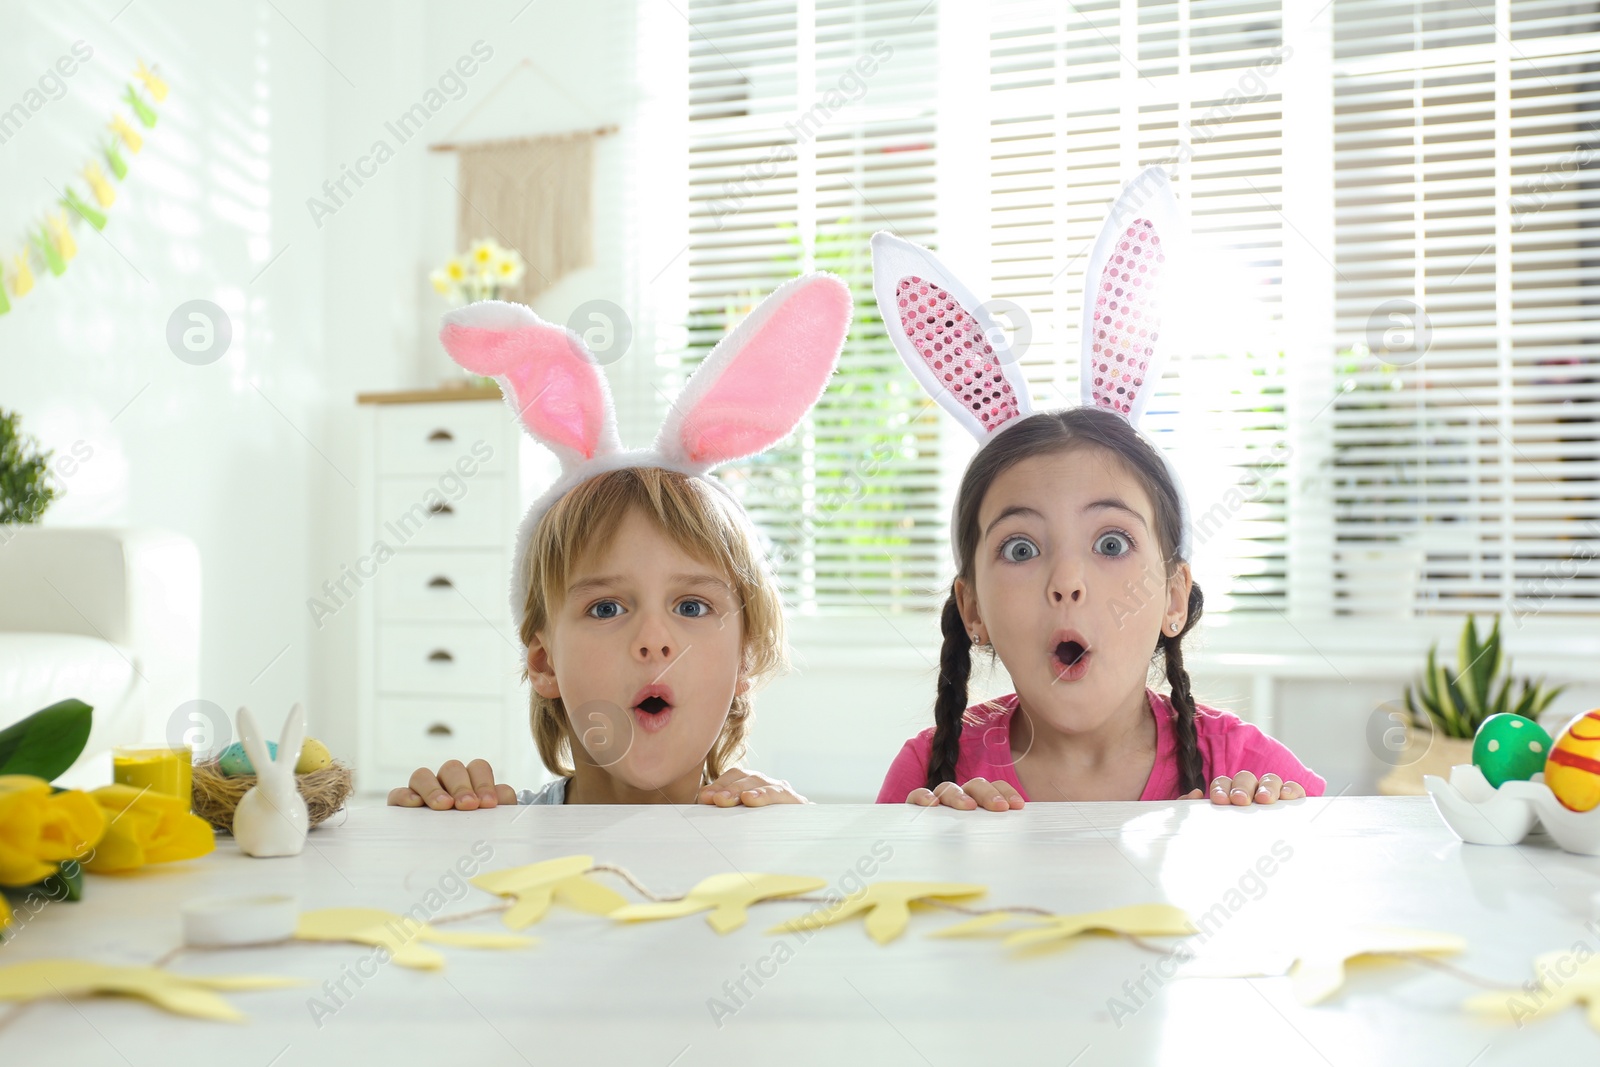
[1051,636,1091,682]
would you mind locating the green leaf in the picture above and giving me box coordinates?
[1480,615,1503,699]
[0,699,93,780]
[1456,616,1480,713]
[1492,674,1513,717]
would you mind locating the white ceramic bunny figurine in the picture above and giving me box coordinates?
[232,702,309,857]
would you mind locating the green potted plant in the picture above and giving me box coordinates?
[1379,615,1565,794]
[0,408,57,526]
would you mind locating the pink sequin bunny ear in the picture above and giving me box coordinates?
[656,272,853,473]
[439,300,622,472]
[870,232,1035,442]
[1079,165,1182,427]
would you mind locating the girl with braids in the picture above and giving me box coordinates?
[868,168,1324,810]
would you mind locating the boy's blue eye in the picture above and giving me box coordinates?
[588,599,624,620]
[1096,532,1133,557]
[1000,537,1039,563]
[676,599,712,619]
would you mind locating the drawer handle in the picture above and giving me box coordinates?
[427,576,455,589]
[428,502,455,516]
[426,722,453,737]
[427,649,454,663]
[427,429,455,442]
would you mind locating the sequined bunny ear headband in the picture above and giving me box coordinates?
[870,165,1191,557]
[438,273,854,641]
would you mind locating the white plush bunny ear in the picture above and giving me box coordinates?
[439,300,623,471]
[655,272,852,471]
[870,232,1034,442]
[1080,166,1182,426]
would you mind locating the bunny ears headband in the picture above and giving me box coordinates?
[438,273,854,642]
[870,165,1192,558]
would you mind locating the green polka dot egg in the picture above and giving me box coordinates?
[1472,713,1553,788]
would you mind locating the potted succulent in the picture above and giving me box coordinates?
[1380,615,1565,795]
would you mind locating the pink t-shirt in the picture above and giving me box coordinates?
[876,689,1326,803]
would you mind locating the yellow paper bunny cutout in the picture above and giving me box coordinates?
[10,253,34,298]
[46,211,77,262]
[134,59,168,101]
[109,114,143,153]
[84,162,116,208]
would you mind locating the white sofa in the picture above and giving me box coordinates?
[0,526,200,787]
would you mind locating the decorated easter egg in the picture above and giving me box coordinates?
[295,737,332,774]
[1546,708,1600,813]
[1471,713,1553,788]
[217,740,276,777]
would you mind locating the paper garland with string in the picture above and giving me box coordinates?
[0,855,1534,1028]
[0,59,165,315]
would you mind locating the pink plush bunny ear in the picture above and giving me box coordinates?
[439,300,621,470]
[655,273,852,471]
[870,232,1034,442]
[1080,166,1182,427]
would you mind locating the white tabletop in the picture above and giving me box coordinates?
[3,797,1597,1064]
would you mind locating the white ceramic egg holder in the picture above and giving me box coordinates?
[1424,764,1600,856]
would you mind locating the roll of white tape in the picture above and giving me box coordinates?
[181,893,298,948]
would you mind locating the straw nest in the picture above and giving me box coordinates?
[191,759,353,834]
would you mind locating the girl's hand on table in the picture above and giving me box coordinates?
[1182,771,1306,806]
[906,777,1026,812]
[698,767,809,806]
[388,759,517,810]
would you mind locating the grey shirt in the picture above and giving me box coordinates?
[515,778,568,805]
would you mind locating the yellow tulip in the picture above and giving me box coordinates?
[82,784,214,874]
[0,891,12,935]
[0,776,106,887]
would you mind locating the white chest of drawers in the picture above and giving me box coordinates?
[353,388,547,796]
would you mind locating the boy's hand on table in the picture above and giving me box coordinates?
[388,759,518,810]
[699,767,808,806]
[1181,771,1306,805]
[906,777,1026,812]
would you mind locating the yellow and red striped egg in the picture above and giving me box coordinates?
[1545,708,1600,813]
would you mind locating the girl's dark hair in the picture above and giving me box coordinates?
[926,407,1206,795]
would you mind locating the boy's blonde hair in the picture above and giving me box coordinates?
[518,466,787,781]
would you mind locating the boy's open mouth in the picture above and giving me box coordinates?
[630,685,676,728]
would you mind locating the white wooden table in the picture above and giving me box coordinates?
[3,798,1597,1064]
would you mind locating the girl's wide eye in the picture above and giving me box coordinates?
[1096,532,1133,557]
[588,599,624,620]
[1000,537,1039,563]
[676,599,712,619]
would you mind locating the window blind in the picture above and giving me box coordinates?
[1330,0,1600,617]
[987,0,1292,614]
[685,0,945,614]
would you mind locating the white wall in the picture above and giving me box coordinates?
[0,0,326,754]
[0,0,641,771]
